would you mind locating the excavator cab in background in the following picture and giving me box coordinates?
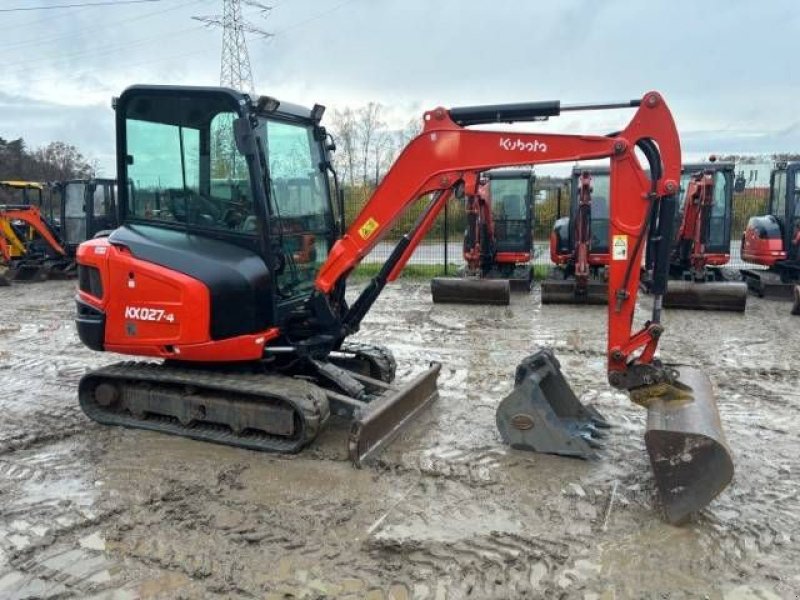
[542,166,610,304]
[741,161,800,299]
[431,169,534,304]
[53,179,118,254]
[642,160,747,311]
[75,86,732,523]
[0,180,70,284]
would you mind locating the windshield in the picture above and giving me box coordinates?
[678,169,730,248]
[263,119,333,298]
[490,177,529,220]
[124,94,255,235]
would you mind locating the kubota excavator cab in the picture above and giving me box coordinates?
[542,166,610,304]
[741,161,800,298]
[430,169,535,304]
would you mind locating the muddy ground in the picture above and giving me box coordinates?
[0,280,798,599]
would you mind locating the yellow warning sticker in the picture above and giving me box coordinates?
[612,234,628,261]
[358,217,380,240]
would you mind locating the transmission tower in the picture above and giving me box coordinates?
[194,0,272,94]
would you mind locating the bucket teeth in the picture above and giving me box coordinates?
[496,347,609,459]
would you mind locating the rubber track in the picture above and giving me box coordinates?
[78,362,330,454]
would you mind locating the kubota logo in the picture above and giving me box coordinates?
[124,306,176,323]
[499,137,548,153]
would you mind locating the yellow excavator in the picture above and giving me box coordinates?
[0,180,69,284]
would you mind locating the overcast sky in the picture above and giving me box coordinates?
[1,0,798,176]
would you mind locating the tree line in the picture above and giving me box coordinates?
[0,137,95,183]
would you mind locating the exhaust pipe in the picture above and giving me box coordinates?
[644,366,734,524]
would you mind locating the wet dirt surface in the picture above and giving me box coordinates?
[0,280,798,599]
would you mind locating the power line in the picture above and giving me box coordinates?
[0,0,166,13]
[271,0,359,36]
[0,0,210,51]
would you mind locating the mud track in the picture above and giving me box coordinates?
[0,280,798,599]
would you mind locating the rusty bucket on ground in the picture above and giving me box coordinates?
[643,366,734,524]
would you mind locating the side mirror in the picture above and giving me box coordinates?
[233,117,257,157]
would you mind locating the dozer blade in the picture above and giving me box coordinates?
[643,366,734,524]
[541,279,607,305]
[431,277,510,305]
[349,362,441,466]
[496,348,609,458]
[663,280,747,312]
[11,263,50,282]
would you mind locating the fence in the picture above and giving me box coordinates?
[345,178,772,276]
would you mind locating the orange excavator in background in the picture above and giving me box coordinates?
[74,85,732,523]
[741,161,800,301]
[542,168,610,304]
[431,169,535,305]
[643,160,747,312]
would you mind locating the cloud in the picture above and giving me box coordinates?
[1,0,798,175]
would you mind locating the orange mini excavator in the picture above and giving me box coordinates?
[74,86,732,523]
[430,169,535,304]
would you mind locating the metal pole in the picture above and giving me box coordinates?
[443,196,449,275]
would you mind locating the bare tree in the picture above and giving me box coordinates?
[329,108,358,187]
[356,102,384,186]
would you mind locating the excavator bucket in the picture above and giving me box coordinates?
[644,366,734,524]
[348,363,441,466]
[663,280,747,312]
[541,279,608,305]
[496,348,609,458]
[430,277,510,305]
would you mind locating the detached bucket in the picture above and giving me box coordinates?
[644,366,734,524]
[541,279,607,305]
[663,281,747,312]
[496,348,609,458]
[431,277,510,305]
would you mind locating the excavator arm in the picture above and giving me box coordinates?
[314,92,681,391]
[0,205,66,257]
[675,170,715,277]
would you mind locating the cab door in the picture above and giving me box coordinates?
[63,182,88,246]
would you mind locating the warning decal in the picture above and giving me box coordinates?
[612,234,628,261]
[358,217,380,240]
